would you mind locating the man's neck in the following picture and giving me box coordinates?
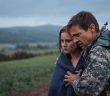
[85,32,100,50]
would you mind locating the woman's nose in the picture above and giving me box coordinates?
[63,41,67,46]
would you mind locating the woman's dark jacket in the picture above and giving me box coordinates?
[48,52,85,96]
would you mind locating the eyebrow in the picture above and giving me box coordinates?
[71,32,80,35]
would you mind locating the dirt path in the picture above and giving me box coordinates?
[16,85,48,96]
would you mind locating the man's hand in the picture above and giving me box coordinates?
[64,70,82,86]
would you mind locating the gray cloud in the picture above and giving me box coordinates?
[0,0,110,27]
[0,0,109,17]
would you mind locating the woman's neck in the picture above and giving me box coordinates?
[71,49,81,59]
[70,50,81,68]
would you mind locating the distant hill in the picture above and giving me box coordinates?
[0,25,62,43]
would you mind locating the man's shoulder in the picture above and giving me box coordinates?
[91,45,108,51]
[89,46,110,69]
[90,45,110,57]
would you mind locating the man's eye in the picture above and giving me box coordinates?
[73,34,80,37]
[71,34,74,37]
[76,34,80,37]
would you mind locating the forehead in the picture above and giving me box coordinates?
[69,25,82,34]
[61,32,71,38]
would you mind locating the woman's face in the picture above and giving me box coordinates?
[61,32,77,54]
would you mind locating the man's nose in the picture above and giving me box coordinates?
[73,38,78,43]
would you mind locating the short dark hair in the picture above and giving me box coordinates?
[67,11,99,32]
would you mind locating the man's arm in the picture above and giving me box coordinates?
[74,46,110,96]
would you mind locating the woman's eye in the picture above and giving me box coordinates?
[61,39,72,43]
[61,40,64,42]
[66,40,72,42]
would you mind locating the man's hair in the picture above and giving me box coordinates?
[67,11,99,32]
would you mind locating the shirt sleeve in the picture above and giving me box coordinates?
[74,46,110,96]
[72,78,80,92]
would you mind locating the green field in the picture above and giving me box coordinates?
[0,53,59,96]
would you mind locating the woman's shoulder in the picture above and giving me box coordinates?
[59,51,69,60]
[55,51,70,64]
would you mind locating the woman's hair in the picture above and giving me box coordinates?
[59,26,68,51]
[67,11,99,32]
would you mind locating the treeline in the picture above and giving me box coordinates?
[16,43,57,50]
[0,50,58,61]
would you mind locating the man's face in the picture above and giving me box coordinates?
[69,25,94,49]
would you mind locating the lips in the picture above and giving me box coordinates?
[63,48,68,51]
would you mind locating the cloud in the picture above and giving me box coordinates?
[0,0,110,27]
[0,0,109,17]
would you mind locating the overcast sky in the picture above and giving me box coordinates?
[0,0,110,28]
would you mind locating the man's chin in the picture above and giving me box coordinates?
[79,45,86,49]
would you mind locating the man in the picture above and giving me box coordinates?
[64,11,110,96]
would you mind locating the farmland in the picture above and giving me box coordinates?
[0,53,58,96]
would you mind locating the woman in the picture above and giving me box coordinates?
[48,26,85,96]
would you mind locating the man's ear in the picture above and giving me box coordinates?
[89,24,96,32]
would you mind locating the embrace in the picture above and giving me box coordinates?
[48,11,110,96]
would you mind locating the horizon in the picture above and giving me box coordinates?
[0,23,109,30]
